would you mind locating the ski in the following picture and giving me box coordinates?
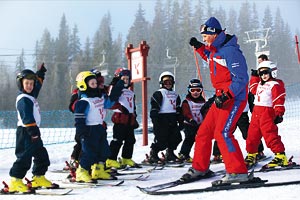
[137,170,217,193]
[34,188,73,195]
[1,181,73,196]
[255,163,300,172]
[59,179,124,188]
[140,162,185,168]
[140,153,185,168]
[142,179,300,195]
[0,188,73,196]
[115,165,164,175]
[115,174,150,181]
[256,156,300,172]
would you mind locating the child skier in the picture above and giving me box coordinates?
[146,71,183,164]
[74,71,123,182]
[106,68,140,169]
[178,79,205,163]
[66,69,109,171]
[245,61,288,168]
[8,64,55,193]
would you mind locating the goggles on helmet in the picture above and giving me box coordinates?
[200,24,222,34]
[189,88,202,93]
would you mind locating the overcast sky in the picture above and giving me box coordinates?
[0,0,299,66]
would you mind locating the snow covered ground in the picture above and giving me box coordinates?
[0,120,300,200]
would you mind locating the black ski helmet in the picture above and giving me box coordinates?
[188,78,203,89]
[16,69,36,91]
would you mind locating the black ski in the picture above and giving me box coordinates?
[137,170,216,193]
[141,179,300,195]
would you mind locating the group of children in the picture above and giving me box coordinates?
[7,52,289,192]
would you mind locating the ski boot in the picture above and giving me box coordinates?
[265,152,288,168]
[180,167,212,182]
[106,159,122,169]
[244,153,258,169]
[30,175,58,189]
[75,165,94,183]
[7,177,32,193]
[165,149,181,163]
[91,163,117,180]
[178,153,193,163]
[121,158,142,168]
[221,173,249,184]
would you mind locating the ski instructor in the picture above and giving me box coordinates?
[181,17,249,183]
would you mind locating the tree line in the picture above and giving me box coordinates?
[0,0,299,111]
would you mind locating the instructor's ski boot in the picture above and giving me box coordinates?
[180,167,212,182]
[221,173,249,183]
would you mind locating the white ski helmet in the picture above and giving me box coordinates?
[159,71,175,84]
[257,60,278,78]
[159,71,175,87]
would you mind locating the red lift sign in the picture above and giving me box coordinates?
[131,51,143,81]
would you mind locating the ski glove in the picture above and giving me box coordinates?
[189,37,204,50]
[36,63,47,79]
[251,69,259,77]
[215,92,232,109]
[274,115,283,124]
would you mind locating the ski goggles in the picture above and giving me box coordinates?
[200,24,222,34]
[189,88,202,93]
[258,69,271,76]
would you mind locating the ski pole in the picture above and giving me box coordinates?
[192,47,206,100]
[295,35,300,64]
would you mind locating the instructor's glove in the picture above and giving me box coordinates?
[215,92,232,109]
[274,115,283,124]
[189,37,204,49]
